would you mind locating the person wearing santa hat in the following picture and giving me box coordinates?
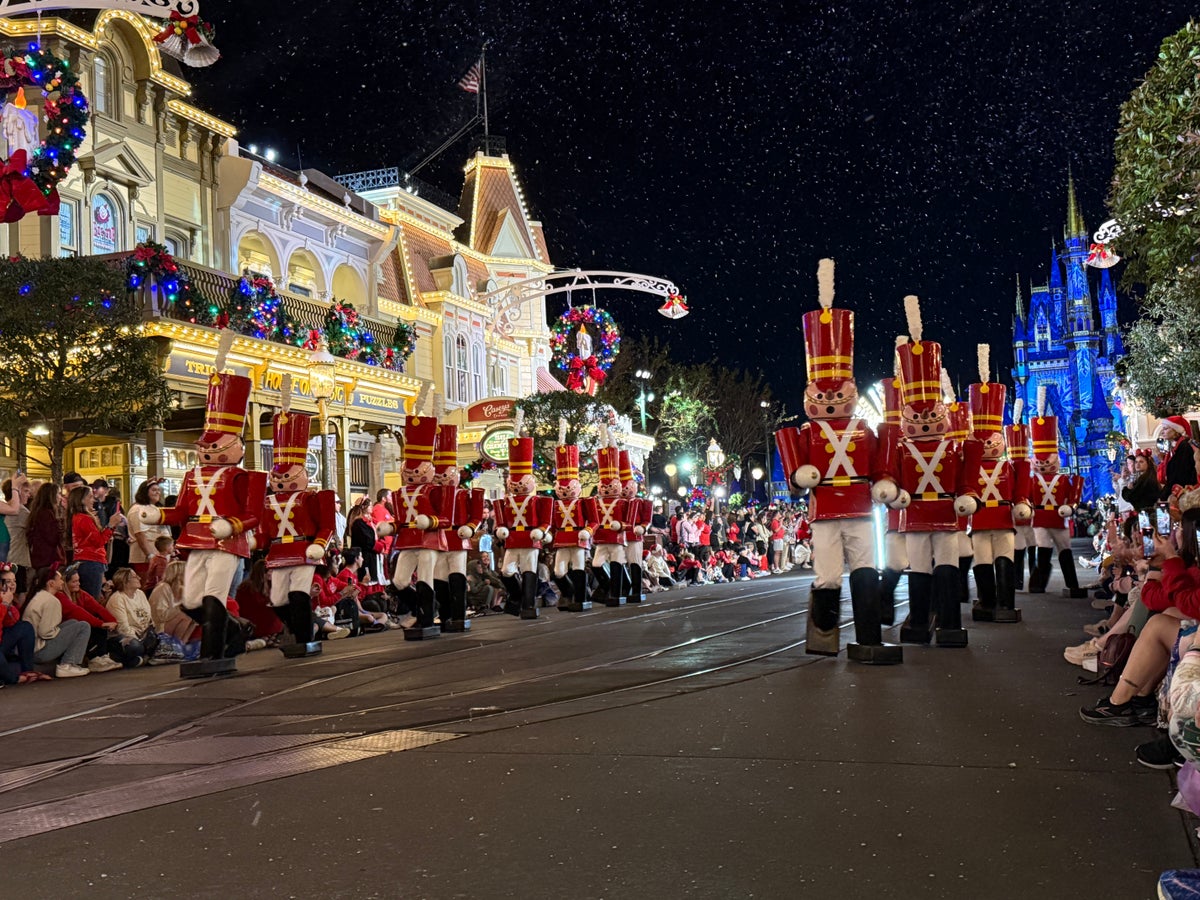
[141,331,268,677]
[967,345,1030,623]
[775,259,900,664]
[876,295,983,647]
[493,411,554,618]
[1155,415,1197,499]
[619,449,653,603]
[258,375,337,657]
[589,423,630,607]
[1026,389,1085,597]
[431,423,484,633]
[549,418,598,612]
[1005,399,1036,591]
[876,340,908,626]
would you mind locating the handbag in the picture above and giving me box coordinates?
[1078,632,1136,686]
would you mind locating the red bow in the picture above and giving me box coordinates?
[154,12,202,47]
[0,151,47,223]
[566,355,606,393]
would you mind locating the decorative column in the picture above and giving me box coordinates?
[146,426,165,481]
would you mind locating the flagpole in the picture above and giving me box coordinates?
[481,42,490,138]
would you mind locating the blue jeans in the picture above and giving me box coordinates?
[78,560,106,601]
[0,620,35,683]
[33,618,89,667]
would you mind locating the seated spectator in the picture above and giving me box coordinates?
[466,554,506,612]
[57,563,122,672]
[0,565,44,684]
[644,545,677,590]
[106,568,158,667]
[23,567,90,678]
[142,535,175,593]
[148,560,194,640]
[234,559,284,646]
[677,551,701,584]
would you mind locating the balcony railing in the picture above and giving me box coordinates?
[334,167,460,214]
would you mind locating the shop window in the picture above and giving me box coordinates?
[472,342,484,402]
[91,193,121,254]
[136,224,152,245]
[164,232,188,260]
[93,54,112,116]
[443,331,456,403]
[59,199,78,257]
[455,334,469,404]
[349,453,370,491]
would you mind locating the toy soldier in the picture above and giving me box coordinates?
[620,449,652,603]
[1027,387,1086,597]
[946,380,975,605]
[878,295,982,647]
[493,411,553,619]
[260,376,336,656]
[432,423,482,632]
[877,338,907,626]
[775,259,901,664]
[1005,399,1036,590]
[590,423,629,607]
[549,418,597,612]
[967,346,1030,623]
[142,331,267,677]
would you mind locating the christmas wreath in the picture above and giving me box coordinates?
[0,46,89,222]
[550,305,620,392]
[126,241,215,325]
[225,274,298,344]
[315,300,418,372]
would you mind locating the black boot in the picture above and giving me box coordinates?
[605,563,626,607]
[900,572,934,644]
[628,563,646,603]
[993,556,1022,623]
[590,564,611,604]
[563,569,592,612]
[179,596,238,678]
[1059,548,1087,598]
[1029,547,1053,593]
[501,574,522,616]
[847,567,902,664]
[971,564,997,622]
[958,555,973,603]
[282,591,322,657]
[879,568,902,627]
[806,587,842,656]
[434,579,450,625]
[934,564,968,647]
[404,582,441,640]
[443,573,470,632]
[553,574,574,610]
[520,571,539,619]
[1013,547,1026,591]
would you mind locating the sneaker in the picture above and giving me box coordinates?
[1132,694,1159,725]
[1083,620,1109,638]
[1136,735,1184,770]
[398,614,418,629]
[386,620,403,629]
[1064,639,1100,666]
[326,626,350,640]
[1080,696,1138,726]
[1082,656,1098,673]
[87,655,122,673]
[54,663,90,678]
[245,638,267,651]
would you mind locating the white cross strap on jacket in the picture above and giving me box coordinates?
[1035,473,1062,508]
[598,498,620,530]
[268,492,303,539]
[193,465,231,519]
[818,418,862,479]
[509,494,533,528]
[979,462,1006,503]
[903,440,950,496]
[400,486,423,523]
[559,500,578,529]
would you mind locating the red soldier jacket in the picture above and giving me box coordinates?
[494,493,553,549]
[258,489,337,568]
[624,498,654,543]
[552,497,599,549]
[161,465,267,558]
[878,424,903,532]
[390,484,449,552]
[437,486,485,552]
[592,496,628,546]
[969,459,1029,532]
[779,419,880,521]
[1029,471,1084,529]
[880,437,984,533]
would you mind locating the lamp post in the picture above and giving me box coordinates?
[706,439,725,512]
[751,465,764,503]
[664,462,678,493]
[713,485,726,514]
[635,369,654,433]
[308,338,337,491]
[761,400,773,502]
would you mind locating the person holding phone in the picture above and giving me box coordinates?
[1122,450,1160,514]
[0,566,44,684]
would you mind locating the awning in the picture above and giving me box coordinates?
[536,367,567,393]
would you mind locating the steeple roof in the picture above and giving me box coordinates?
[1048,244,1062,288]
[1015,272,1026,321]
[1066,172,1087,239]
[1086,369,1113,424]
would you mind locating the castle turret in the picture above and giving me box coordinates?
[1098,266,1123,358]
[1012,273,1030,413]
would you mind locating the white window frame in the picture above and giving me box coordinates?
[59,198,78,257]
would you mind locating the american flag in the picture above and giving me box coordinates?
[457,60,481,94]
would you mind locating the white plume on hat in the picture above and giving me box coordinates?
[558,417,568,447]
[513,407,525,437]
[904,295,922,343]
[1013,397,1025,423]
[1037,384,1048,417]
[977,344,990,384]
[893,335,907,376]
[817,258,835,310]
[280,374,292,414]
[939,368,954,403]
[214,329,235,373]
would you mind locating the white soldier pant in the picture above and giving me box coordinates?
[592,544,626,568]
[434,550,468,580]
[1034,527,1071,552]
[904,531,958,575]
[885,531,908,571]
[268,564,316,608]
[393,548,437,589]
[624,539,644,567]
[554,547,585,577]
[1013,524,1036,551]
[811,518,874,590]
[182,549,241,610]
[971,530,1015,566]
[957,531,973,558]
[501,546,539,576]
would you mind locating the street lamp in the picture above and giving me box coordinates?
[635,369,654,432]
[751,465,764,502]
[706,438,726,470]
[761,400,773,502]
[677,485,688,498]
[308,338,337,490]
[680,459,693,474]
[713,484,726,514]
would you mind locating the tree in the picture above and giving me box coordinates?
[514,390,615,491]
[1123,266,1200,415]
[0,257,176,482]
[710,367,774,464]
[1109,20,1200,288]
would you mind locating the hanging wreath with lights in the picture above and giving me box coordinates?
[550,305,620,394]
[0,45,89,222]
[126,241,216,325]
[225,274,299,344]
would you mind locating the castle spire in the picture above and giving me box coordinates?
[1015,272,1026,321]
[1066,170,1085,238]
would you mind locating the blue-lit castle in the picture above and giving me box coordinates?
[1011,177,1125,503]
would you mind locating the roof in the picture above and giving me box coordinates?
[456,157,535,257]
[536,367,567,393]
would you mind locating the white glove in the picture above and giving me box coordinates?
[415,514,432,530]
[457,525,475,540]
[954,496,978,517]
[305,543,325,562]
[889,490,911,510]
[246,532,257,552]
[495,526,510,540]
[871,480,899,505]
[1013,502,1033,522]
[792,465,821,489]
[634,525,645,536]
[1057,504,1074,519]
[209,517,233,540]
[579,529,592,542]
[530,528,545,542]
[376,522,395,537]
[139,506,163,525]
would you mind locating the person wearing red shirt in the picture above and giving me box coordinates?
[69,486,118,603]
[0,566,42,684]
[57,563,123,672]
[677,552,701,584]
[697,514,712,563]
[770,516,786,573]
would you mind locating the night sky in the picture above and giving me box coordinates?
[188,1,1195,402]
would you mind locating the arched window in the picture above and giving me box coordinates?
[443,332,455,403]
[91,192,121,254]
[455,334,469,404]
[93,54,111,116]
[491,360,509,397]
[471,342,485,402]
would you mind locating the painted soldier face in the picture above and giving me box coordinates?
[403,461,435,485]
[980,433,1005,460]
[901,402,948,438]
[433,467,461,487]
[804,379,857,420]
[507,473,537,495]
[272,463,308,494]
[597,477,622,498]
[1033,455,1060,476]
[197,433,245,466]
[620,479,637,499]
[555,478,581,500]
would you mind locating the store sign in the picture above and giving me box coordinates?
[467,398,516,424]
[480,426,514,464]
